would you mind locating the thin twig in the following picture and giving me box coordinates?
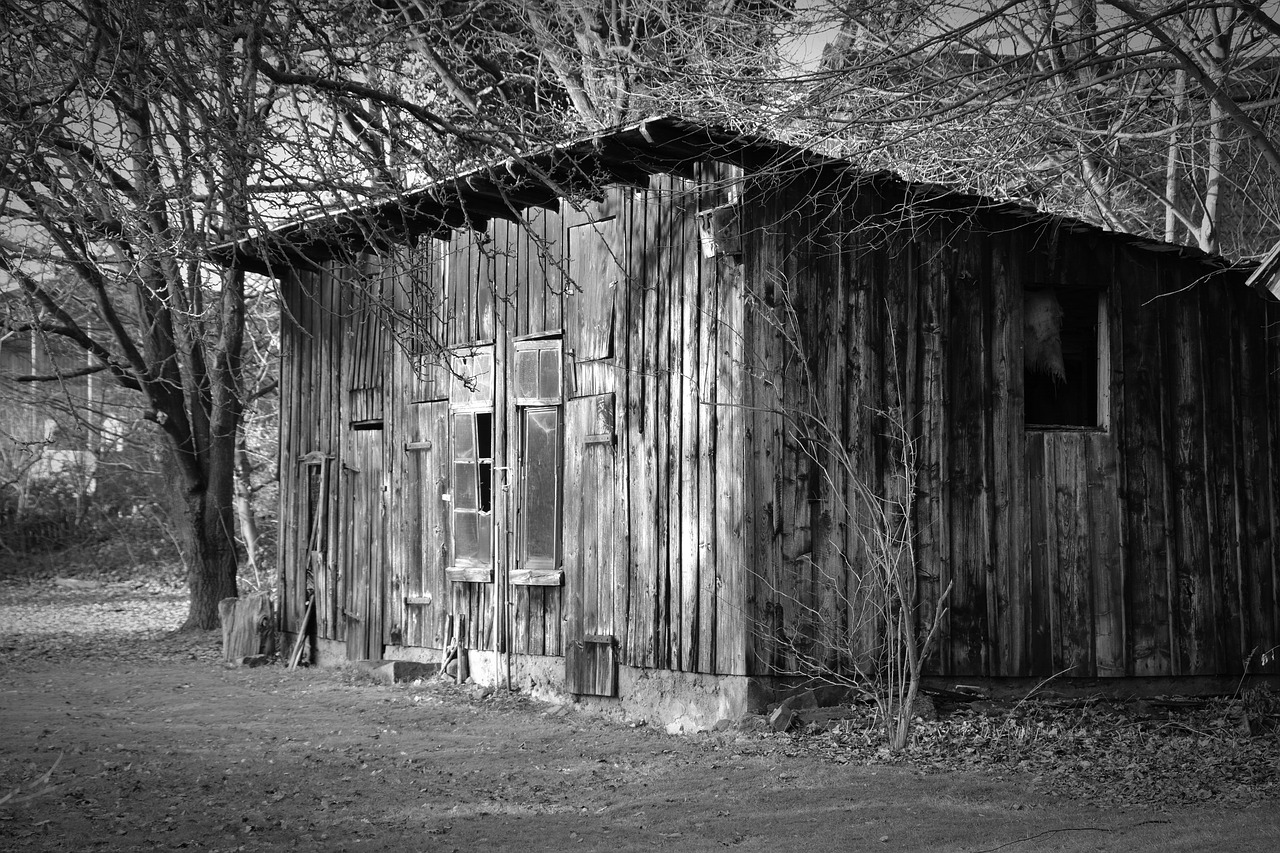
[0,752,63,808]
[970,820,1171,853]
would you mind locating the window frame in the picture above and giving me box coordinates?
[512,338,563,407]
[445,408,495,582]
[511,336,565,587]
[512,404,563,586]
[1023,285,1110,432]
[445,343,496,583]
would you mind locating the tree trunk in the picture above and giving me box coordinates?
[1164,69,1186,243]
[1198,71,1225,254]
[173,441,240,631]
[233,436,262,580]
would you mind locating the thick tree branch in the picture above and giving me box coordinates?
[10,362,112,382]
[1105,0,1280,179]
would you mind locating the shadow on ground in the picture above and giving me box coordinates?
[1,580,1277,852]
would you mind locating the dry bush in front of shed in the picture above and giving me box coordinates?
[752,287,952,752]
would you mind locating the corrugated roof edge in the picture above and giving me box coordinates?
[210,115,1263,293]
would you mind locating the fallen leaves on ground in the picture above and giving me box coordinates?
[0,576,222,667]
[746,691,1279,810]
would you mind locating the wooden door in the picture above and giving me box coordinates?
[344,426,386,660]
[564,393,619,696]
[398,401,451,648]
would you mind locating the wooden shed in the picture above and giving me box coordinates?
[235,117,1280,724]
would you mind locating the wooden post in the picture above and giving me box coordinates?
[455,613,469,683]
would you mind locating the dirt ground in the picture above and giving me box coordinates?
[1,581,1278,852]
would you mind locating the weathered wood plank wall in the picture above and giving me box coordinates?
[276,161,1277,682]
[1111,252,1280,677]
[278,265,347,643]
[278,166,754,675]
[739,170,1280,679]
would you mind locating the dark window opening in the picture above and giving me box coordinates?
[478,462,493,514]
[476,411,493,512]
[1024,287,1105,429]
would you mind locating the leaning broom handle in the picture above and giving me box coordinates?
[288,596,314,670]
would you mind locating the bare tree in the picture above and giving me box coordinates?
[0,1,271,626]
[368,0,792,133]
[0,0,538,628]
[6,0,1274,632]
[783,0,1280,257]
[0,0,789,629]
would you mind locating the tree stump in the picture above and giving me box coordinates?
[218,591,275,664]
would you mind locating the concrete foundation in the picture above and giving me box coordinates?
[291,635,346,668]
[279,634,1279,729]
[281,635,814,730]
[382,644,764,732]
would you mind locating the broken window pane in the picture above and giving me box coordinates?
[451,409,494,570]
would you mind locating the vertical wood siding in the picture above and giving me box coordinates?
[737,171,1279,679]
[276,163,1279,681]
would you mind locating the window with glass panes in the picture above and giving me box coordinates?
[513,337,563,584]
[446,346,495,582]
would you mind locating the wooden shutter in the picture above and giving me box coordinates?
[346,256,391,424]
[406,238,449,403]
[566,219,621,361]
[564,393,619,696]
[395,400,451,646]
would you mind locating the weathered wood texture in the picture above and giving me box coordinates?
[276,163,1279,682]
[739,171,1279,679]
[276,171,752,674]
[218,591,274,663]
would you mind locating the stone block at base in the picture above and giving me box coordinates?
[380,648,759,733]
[351,659,441,684]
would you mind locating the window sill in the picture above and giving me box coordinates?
[1025,424,1108,433]
[446,566,493,583]
[510,568,563,587]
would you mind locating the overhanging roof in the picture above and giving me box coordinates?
[212,115,1258,285]
[212,117,813,276]
[1245,240,1280,300]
